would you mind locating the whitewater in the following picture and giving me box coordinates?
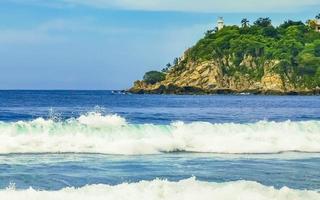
[1,178,319,200]
[0,112,319,155]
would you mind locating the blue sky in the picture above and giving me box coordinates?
[0,0,319,89]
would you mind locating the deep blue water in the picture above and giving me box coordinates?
[0,90,319,192]
[0,90,319,124]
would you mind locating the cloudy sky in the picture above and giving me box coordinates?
[0,0,319,89]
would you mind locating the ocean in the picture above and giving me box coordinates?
[0,90,319,199]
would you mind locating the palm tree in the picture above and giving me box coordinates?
[241,18,249,27]
[173,57,179,65]
[316,13,320,19]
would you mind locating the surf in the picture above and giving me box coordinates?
[0,112,319,155]
[1,178,319,200]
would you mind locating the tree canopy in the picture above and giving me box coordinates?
[254,17,272,27]
[182,17,320,87]
[143,71,166,84]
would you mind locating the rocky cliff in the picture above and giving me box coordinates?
[130,55,319,95]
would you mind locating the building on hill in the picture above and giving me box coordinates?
[217,17,224,31]
[316,19,320,32]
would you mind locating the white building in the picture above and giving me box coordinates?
[316,19,320,32]
[217,17,224,31]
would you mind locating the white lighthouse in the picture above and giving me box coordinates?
[217,17,224,31]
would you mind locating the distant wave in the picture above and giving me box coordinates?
[1,178,319,200]
[0,112,320,155]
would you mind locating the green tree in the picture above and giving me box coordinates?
[279,20,304,29]
[143,71,166,84]
[262,26,278,38]
[316,13,320,19]
[162,63,172,72]
[173,57,179,65]
[241,18,249,28]
[298,40,320,75]
[315,44,320,57]
[254,17,272,27]
[205,29,214,37]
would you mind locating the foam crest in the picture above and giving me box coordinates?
[77,112,127,127]
[0,113,319,155]
[1,178,319,200]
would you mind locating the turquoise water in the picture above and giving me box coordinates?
[1,153,320,191]
[0,91,319,199]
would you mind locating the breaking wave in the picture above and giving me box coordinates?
[0,112,320,155]
[1,178,319,200]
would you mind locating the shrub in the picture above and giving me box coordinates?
[143,71,166,84]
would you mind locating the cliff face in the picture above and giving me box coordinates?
[129,54,319,95]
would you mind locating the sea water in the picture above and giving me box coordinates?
[0,90,319,199]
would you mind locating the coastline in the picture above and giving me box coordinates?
[128,85,320,95]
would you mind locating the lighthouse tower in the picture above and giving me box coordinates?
[217,17,224,31]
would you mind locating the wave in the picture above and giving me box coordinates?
[2,178,319,200]
[0,112,320,155]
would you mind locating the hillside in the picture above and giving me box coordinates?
[129,17,320,95]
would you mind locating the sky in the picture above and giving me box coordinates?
[0,0,319,90]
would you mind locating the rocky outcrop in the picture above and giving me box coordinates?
[129,55,320,95]
[261,74,284,91]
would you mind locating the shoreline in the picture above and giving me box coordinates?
[127,86,320,96]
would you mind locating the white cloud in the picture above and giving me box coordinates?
[49,0,320,12]
[0,28,62,44]
[0,18,180,44]
[0,19,88,44]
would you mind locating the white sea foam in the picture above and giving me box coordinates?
[77,112,127,127]
[0,113,320,155]
[1,178,319,200]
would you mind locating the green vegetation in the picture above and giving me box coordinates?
[241,18,249,28]
[181,16,320,87]
[143,71,166,84]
